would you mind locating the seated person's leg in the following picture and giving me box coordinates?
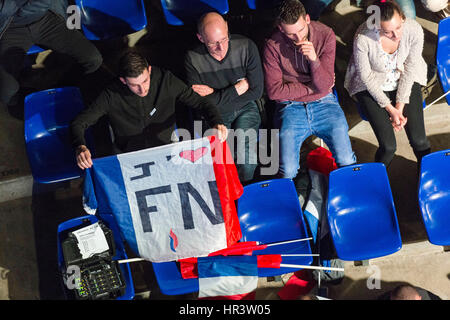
[232,101,261,184]
[34,11,102,76]
[312,94,356,167]
[403,82,431,164]
[355,91,397,167]
[0,27,33,111]
[276,102,311,179]
[0,66,21,108]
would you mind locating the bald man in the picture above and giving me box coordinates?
[377,284,442,300]
[184,12,264,184]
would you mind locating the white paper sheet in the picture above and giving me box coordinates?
[72,222,109,259]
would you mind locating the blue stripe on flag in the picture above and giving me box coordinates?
[198,256,258,278]
[83,168,97,214]
[90,156,139,255]
[303,210,319,243]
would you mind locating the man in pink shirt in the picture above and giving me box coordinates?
[263,0,355,179]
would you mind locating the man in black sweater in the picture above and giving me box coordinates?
[184,12,264,184]
[0,0,102,116]
[71,51,227,169]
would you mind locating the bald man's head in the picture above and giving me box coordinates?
[390,285,422,300]
[197,12,227,35]
[196,12,229,61]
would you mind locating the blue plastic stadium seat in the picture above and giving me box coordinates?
[418,149,450,246]
[437,17,450,105]
[327,163,402,261]
[246,0,281,10]
[27,45,45,55]
[24,87,93,184]
[237,179,313,276]
[57,214,135,300]
[160,0,229,26]
[76,0,147,40]
[152,178,312,295]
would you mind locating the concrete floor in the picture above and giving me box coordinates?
[0,0,449,300]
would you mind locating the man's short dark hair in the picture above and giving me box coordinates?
[118,51,149,78]
[277,0,307,25]
[371,0,406,21]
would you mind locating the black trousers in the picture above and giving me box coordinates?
[0,10,103,106]
[355,82,431,167]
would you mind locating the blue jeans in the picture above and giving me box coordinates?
[222,101,261,183]
[275,93,356,179]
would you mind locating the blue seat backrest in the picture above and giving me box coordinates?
[246,0,281,10]
[160,0,229,26]
[238,179,307,243]
[27,45,44,55]
[437,17,450,105]
[24,87,87,183]
[418,149,450,245]
[327,163,402,260]
[76,0,147,40]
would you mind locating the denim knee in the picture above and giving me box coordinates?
[279,157,300,179]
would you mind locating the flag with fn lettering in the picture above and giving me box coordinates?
[82,136,243,262]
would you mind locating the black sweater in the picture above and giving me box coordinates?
[184,34,264,115]
[70,66,223,152]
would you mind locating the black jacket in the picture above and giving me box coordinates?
[0,0,67,38]
[70,66,223,152]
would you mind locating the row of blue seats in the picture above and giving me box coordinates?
[27,1,450,103]
[151,155,450,296]
[26,0,271,53]
[56,153,450,298]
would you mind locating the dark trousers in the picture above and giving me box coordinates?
[222,101,261,184]
[0,10,103,106]
[355,82,431,167]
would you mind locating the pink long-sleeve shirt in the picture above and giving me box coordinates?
[263,21,336,103]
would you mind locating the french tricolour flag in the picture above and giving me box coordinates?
[82,136,243,262]
[197,256,259,299]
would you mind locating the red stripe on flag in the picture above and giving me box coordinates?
[178,254,282,279]
[208,135,243,247]
[208,241,263,256]
[257,254,282,268]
